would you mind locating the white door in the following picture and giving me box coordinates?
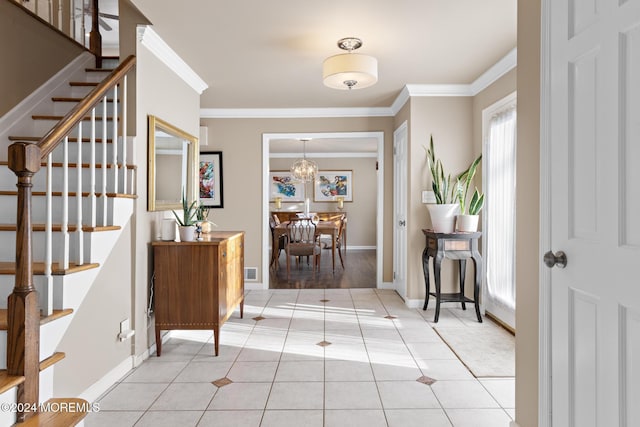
[546,1,640,426]
[393,122,408,300]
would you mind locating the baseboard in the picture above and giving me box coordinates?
[141,330,174,365]
[344,245,376,250]
[245,282,266,290]
[510,421,520,427]
[405,298,424,309]
[80,356,134,403]
[379,282,395,290]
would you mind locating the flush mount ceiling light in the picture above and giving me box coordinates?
[322,37,378,90]
[290,139,318,182]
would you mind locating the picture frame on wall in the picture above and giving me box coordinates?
[269,171,305,202]
[199,151,224,208]
[314,170,353,202]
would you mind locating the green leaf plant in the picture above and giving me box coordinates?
[172,188,198,226]
[425,135,457,204]
[454,154,485,215]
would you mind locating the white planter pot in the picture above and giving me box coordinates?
[178,225,195,242]
[426,203,459,233]
[456,214,480,232]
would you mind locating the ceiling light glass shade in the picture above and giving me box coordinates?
[322,53,378,90]
[290,158,318,182]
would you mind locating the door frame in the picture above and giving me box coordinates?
[539,0,553,425]
[261,131,385,289]
[393,121,408,300]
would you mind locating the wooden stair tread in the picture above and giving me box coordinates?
[85,68,115,72]
[40,352,65,372]
[8,136,113,143]
[0,190,136,199]
[52,96,117,103]
[0,224,121,232]
[0,371,25,394]
[0,309,73,330]
[0,262,99,276]
[19,397,89,427]
[32,115,116,121]
[0,160,137,170]
[69,82,99,86]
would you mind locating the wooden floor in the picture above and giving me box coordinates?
[269,248,376,289]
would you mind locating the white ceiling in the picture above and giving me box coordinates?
[127,0,517,110]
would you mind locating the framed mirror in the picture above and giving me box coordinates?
[147,115,199,211]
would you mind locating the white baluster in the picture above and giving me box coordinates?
[57,0,63,32]
[62,136,69,270]
[43,152,53,316]
[102,95,108,225]
[112,84,119,194]
[76,121,84,265]
[122,75,128,194]
[89,107,97,228]
[48,0,53,24]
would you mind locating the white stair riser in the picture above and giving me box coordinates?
[0,165,124,194]
[0,194,113,225]
[0,230,91,264]
[52,100,117,117]
[31,119,119,139]
[0,386,17,426]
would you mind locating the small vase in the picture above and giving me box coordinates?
[178,225,195,242]
[426,203,459,233]
[456,214,479,232]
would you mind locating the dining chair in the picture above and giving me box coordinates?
[269,215,287,267]
[285,218,322,279]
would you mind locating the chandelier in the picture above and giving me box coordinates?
[290,139,318,182]
[322,37,378,90]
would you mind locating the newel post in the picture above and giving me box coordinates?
[7,142,41,422]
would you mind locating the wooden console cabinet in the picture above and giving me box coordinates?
[151,231,245,356]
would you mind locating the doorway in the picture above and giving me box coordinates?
[261,132,385,289]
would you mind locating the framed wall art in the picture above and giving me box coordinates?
[314,170,353,202]
[269,171,305,202]
[199,151,224,208]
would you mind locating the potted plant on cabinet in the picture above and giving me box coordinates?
[173,190,198,241]
[424,135,460,233]
[454,154,485,232]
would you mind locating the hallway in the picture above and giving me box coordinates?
[86,289,514,426]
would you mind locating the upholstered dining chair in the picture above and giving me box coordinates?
[285,218,322,279]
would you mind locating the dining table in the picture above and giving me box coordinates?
[272,220,339,272]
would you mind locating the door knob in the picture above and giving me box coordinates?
[544,251,567,269]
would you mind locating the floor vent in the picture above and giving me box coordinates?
[244,267,258,281]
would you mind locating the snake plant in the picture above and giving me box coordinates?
[455,154,484,215]
[173,189,198,226]
[425,135,458,204]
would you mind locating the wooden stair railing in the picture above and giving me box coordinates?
[6,55,135,423]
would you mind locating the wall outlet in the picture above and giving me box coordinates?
[118,318,135,341]
[120,318,130,333]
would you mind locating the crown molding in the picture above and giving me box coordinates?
[200,48,517,119]
[200,107,393,119]
[137,26,208,95]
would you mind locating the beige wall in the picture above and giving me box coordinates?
[0,0,84,116]
[201,117,394,283]
[516,0,541,426]
[406,97,474,300]
[270,157,377,247]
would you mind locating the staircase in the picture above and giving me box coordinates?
[0,52,136,425]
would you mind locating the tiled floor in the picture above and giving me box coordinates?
[86,289,515,427]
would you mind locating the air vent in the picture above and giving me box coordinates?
[244,267,258,281]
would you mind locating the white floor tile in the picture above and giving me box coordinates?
[173,360,233,382]
[385,409,452,427]
[261,410,323,427]
[275,360,324,382]
[324,382,382,409]
[325,360,375,382]
[84,410,143,427]
[97,383,168,411]
[431,380,501,409]
[208,382,271,410]
[377,381,441,409]
[370,362,423,381]
[406,341,458,360]
[479,378,516,408]
[122,361,187,383]
[266,382,324,410]
[134,410,202,427]
[415,359,475,380]
[445,408,513,426]
[227,361,278,382]
[198,410,262,426]
[324,409,387,427]
[150,382,217,410]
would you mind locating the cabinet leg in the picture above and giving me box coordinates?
[240,299,244,319]
[213,326,219,356]
[422,249,430,310]
[155,327,162,356]
[434,254,443,323]
[459,259,467,311]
